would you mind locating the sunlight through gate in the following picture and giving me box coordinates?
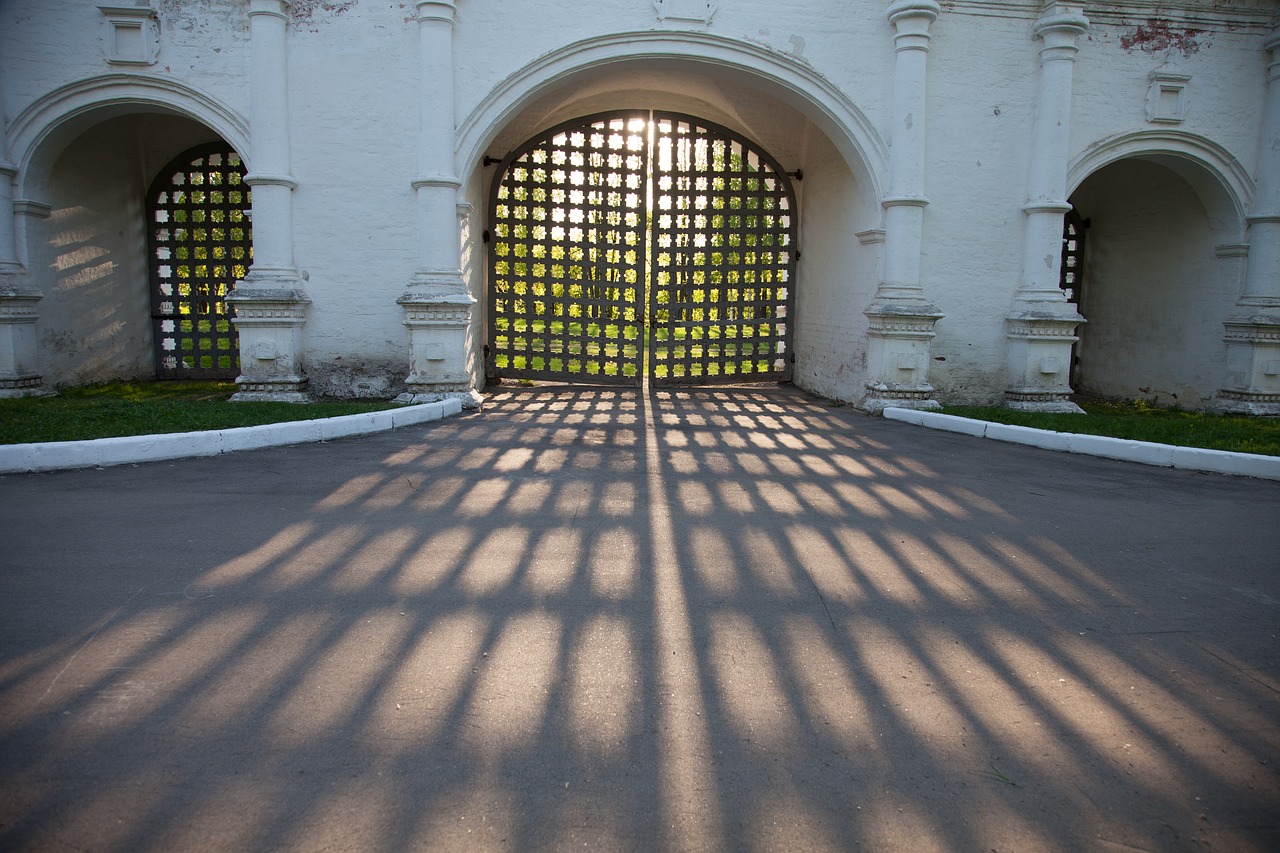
[487,112,797,386]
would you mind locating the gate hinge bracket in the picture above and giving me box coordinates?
[786,169,803,181]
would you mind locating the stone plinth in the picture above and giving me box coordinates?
[396,289,480,407]
[859,302,943,413]
[1005,311,1084,412]
[226,285,311,401]
[1214,314,1280,415]
[0,274,51,398]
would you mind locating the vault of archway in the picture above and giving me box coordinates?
[483,66,813,179]
[1066,158,1235,404]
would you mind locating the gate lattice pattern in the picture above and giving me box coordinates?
[148,143,251,378]
[488,111,796,386]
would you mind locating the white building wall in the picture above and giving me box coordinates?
[0,0,1273,406]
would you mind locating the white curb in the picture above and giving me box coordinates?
[883,408,1280,481]
[0,399,461,474]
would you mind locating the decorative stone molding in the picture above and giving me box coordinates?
[98,5,159,67]
[1005,310,1084,412]
[395,291,480,406]
[0,274,51,398]
[1146,72,1191,124]
[1214,315,1280,415]
[225,287,311,401]
[854,228,886,245]
[861,303,944,413]
[12,200,52,220]
[654,0,717,28]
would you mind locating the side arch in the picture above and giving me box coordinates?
[456,30,888,224]
[8,73,250,202]
[1067,130,1253,241]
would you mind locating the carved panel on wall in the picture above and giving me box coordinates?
[654,0,717,27]
[98,5,159,66]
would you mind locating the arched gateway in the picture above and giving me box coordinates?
[487,112,798,386]
[147,142,252,378]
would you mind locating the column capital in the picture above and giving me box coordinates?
[887,1,939,49]
[417,0,457,25]
[1033,3,1088,55]
[886,0,940,27]
[1264,29,1280,82]
[248,0,289,20]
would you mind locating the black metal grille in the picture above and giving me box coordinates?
[487,111,796,386]
[488,112,649,384]
[648,113,794,384]
[1060,208,1086,298]
[148,143,251,378]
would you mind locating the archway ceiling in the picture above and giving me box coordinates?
[482,66,812,174]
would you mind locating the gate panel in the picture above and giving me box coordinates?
[488,113,649,384]
[148,143,250,378]
[648,113,796,385]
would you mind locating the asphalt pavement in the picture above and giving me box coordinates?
[1,383,1277,852]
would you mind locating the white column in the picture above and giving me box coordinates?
[397,0,479,407]
[227,0,311,401]
[1004,1,1088,413]
[0,82,50,398]
[1216,28,1280,415]
[859,0,944,414]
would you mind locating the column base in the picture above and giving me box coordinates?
[0,375,56,399]
[859,383,941,414]
[231,376,311,403]
[1212,391,1280,416]
[0,273,49,398]
[227,281,311,403]
[1005,309,1084,413]
[1004,387,1085,414]
[1214,314,1280,416]
[859,301,944,415]
[398,287,476,401]
[394,388,484,410]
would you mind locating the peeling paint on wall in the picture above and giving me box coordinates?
[290,0,359,31]
[1120,18,1205,57]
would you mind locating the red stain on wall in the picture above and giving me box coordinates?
[1120,18,1204,56]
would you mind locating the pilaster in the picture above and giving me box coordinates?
[0,100,51,396]
[860,0,944,414]
[229,0,309,401]
[398,0,480,407]
[1004,1,1088,413]
[1215,28,1280,414]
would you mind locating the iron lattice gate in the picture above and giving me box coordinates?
[487,111,797,386]
[148,143,251,378]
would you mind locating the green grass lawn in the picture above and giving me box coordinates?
[0,382,398,445]
[942,400,1280,457]
[3,382,1276,457]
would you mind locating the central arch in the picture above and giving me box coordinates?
[487,111,798,385]
[460,31,889,401]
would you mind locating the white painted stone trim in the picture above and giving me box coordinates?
[883,408,1280,480]
[0,400,463,474]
